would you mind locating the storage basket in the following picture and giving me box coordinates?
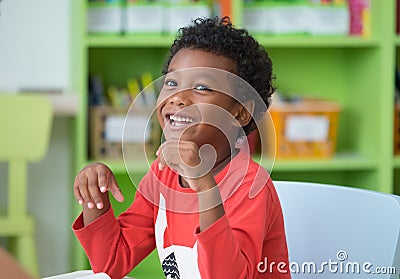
[263,101,340,159]
[89,105,158,160]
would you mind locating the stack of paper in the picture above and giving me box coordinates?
[43,271,136,279]
[43,271,110,279]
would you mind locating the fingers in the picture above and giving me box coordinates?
[98,171,108,193]
[157,141,178,171]
[73,163,124,210]
[156,146,166,170]
[108,174,124,203]
[87,171,103,209]
[78,174,93,209]
[73,176,84,206]
[157,140,202,175]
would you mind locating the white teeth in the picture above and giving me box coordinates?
[169,115,194,123]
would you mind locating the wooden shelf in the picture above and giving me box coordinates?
[19,93,79,116]
[46,94,79,116]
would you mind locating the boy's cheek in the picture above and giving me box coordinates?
[156,108,165,127]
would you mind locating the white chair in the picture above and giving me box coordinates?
[274,181,400,279]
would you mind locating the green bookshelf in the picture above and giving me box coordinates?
[257,153,378,172]
[394,156,400,168]
[70,0,399,277]
[254,35,380,48]
[86,34,175,47]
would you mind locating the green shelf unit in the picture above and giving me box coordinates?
[394,156,400,168]
[87,34,382,49]
[270,169,384,191]
[101,152,379,176]
[70,0,399,275]
[257,153,378,172]
[395,167,400,194]
[88,47,169,88]
[87,159,153,175]
[253,35,380,48]
[86,34,175,48]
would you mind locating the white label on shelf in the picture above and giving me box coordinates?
[87,6,123,33]
[285,115,329,142]
[125,5,163,33]
[105,115,150,143]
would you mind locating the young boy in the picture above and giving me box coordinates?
[73,17,291,279]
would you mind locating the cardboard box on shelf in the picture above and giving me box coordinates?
[89,105,158,161]
[262,101,341,159]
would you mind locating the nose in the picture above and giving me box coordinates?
[168,90,191,107]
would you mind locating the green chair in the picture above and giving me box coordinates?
[0,94,53,277]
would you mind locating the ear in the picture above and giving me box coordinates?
[234,100,254,127]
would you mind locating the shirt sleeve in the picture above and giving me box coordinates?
[72,181,156,279]
[194,179,288,279]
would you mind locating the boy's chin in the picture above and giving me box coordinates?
[164,133,195,143]
[163,126,197,142]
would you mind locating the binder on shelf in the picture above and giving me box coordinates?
[348,0,371,37]
[218,0,232,19]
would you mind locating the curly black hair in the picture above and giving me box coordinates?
[162,16,275,136]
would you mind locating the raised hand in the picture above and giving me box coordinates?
[73,163,124,225]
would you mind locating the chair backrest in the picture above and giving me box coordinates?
[0,94,52,161]
[0,94,52,217]
[274,181,400,279]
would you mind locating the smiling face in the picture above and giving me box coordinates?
[157,48,250,160]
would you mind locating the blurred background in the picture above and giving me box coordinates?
[0,0,73,277]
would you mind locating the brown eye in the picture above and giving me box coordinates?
[194,85,213,92]
[165,80,177,87]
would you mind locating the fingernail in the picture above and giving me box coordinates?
[100,186,107,193]
[158,163,163,170]
[96,202,103,209]
[87,202,94,209]
[78,199,83,205]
